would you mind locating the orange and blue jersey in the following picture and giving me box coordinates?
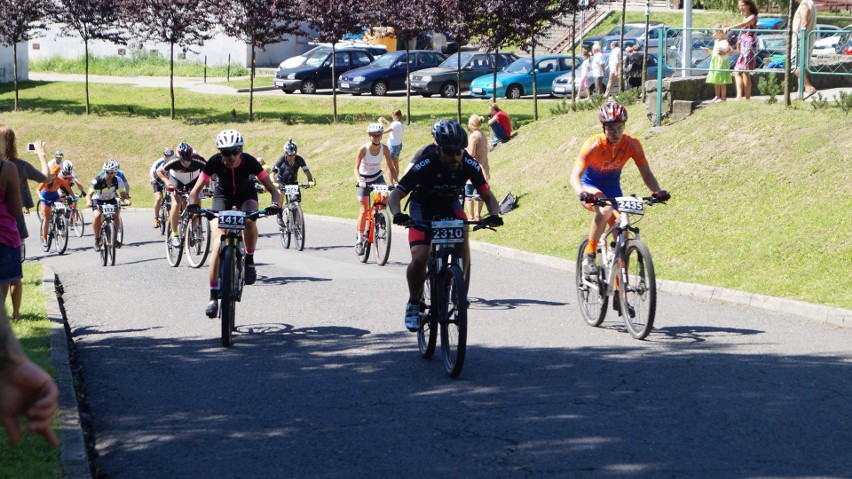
[574,133,648,198]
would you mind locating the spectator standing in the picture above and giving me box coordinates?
[378,109,404,183]
[604,41,621,97]
[725,0,759,100]
[792,0,817,98]
[0,154,23,297]
[487,103,511,150]
[705,26,733,102]
[624,45,645,90]
[465,114,490,220]
[577,50,592,99]
[0,126,50,323]
[591,43,605,95]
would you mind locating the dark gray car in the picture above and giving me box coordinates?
[408,52,518,97]
[274,47,374,94]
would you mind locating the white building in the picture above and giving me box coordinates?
[0,43,28,83]
[28,24,319,68]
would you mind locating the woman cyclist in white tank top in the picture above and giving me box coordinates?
[353,123,393,254]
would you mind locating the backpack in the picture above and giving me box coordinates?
[499,191,518,214]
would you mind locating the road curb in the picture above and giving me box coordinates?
[44,266,93,479]
[235,85,277,93]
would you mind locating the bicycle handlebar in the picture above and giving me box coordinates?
[406,218,500,232]
[197,208,274,221]
[584,195,666,207]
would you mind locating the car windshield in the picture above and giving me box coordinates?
[439,53,474,68]
[303,48,331,67]
[607,25,646,37]
[370,53,403,67]
[504,57,533,74]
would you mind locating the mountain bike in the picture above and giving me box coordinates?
[411,218,497,378]
[41,200,69,255]
[575,195,665,340]
[200,207,271,348]
[157,193,171,236]
[65,196,85,237]
[96,203,119,266]
[359,184,392,266]
[166,192,211,268]
[277,183,310,251]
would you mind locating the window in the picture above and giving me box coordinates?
[537,59,559,73]
[335,52,351,67]
[560,57,580,70]
[353,52,372,66]
[496,54,513,69]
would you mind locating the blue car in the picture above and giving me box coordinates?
[337,50,446,96]
[469,55,580,99]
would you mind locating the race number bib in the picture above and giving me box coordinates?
[218,210,247,230]
[101,204,116,216]
[431,220,465,245]
[284,185,300,196]
[615,196,644,215]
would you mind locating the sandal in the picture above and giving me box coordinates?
[803,89,817,101]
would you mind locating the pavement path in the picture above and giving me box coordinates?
[25,210,852,478]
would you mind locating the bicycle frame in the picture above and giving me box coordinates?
[597,211,638,298]
[365,185,391,244]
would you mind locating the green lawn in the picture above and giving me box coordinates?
[0,263,61,479]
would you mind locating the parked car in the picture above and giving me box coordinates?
[274,47,374,94]
[583,21,662,52]
[635,25,680,50]
[811,26,851,56]
[756,16,787,32]
[551,51,672,98]
[666,31,716,68]
[600,36,643,54]
[469,55,581,99]
[408,52,518,97]
[338,50,446,96]
[278,42,386,70]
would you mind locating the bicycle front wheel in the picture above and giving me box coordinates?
[576,239,607,327]
[417,275,437,359]
[107,222,117,266]
[293,205,306,251]
[219,245,237,347]
[54,216,69,255]
[374,209,391,266]
[185,215,211,268]
[165,223,183,267]
[70,209,85,237]
[621,239,656,340]
[279,210,292,249]
[440,265,468,378]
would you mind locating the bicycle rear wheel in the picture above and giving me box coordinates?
[417,275,437,359]
[293,205,306,251]
[42,221,52,252]
[165,223,183,267]
[54,215,69,255]
[70,209,85,237]
[621,239,656,340]
[576,239,607,327]
[440,265,468,378]
[185,215,211,268]
[374,209,391,266]
[279,209,292,249]
[220,245,237,347]
[158,205,168,235]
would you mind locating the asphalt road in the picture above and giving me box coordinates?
[25,210,852,478]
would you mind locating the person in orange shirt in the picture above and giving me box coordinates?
[37,165,73,246]
[569,102,670,281]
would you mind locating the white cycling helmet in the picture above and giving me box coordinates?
[216,129,244,149]
[366,123,384,134]
[103,158,119,172]
[60,160,73,176]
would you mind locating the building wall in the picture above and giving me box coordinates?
[0,43,29,83]
[28,24,319,68]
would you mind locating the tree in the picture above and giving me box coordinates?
[296,0,369,123]
[121,0,215,120]
[53,0,127,115]
[467,0,519,103]
[211,0,301,121]
[0,0,52,111]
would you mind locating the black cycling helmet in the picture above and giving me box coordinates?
[177,142,194,161]
[431,120,468,151]
[283,138,297,155]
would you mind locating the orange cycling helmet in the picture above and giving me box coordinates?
[598,101,628,124]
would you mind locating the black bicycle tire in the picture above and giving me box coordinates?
[622,239,656,340]
[374,209,391,266]
[220,245,236,348]
[165,222,183,267]
[293,205,306,251]
[576,239,608,327]
[71,209,85,237]
[158,204,168,235]
[99,223,108,266]
[185,215,211,268]
[417,275,438,359]
[440,265,468,378]
[280,209,292,249]
[108,222,117,266]
[55,214,69,255]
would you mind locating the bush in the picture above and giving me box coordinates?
[834,91,852,116]
[757,74,782,103]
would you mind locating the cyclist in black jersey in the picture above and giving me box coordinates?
[388,120,503,331]
[187,129,281,318]
[86,158,131,250]
[157,142,207,246]
[272,139,316,202]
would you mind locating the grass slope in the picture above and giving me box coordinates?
[1,83,849,309]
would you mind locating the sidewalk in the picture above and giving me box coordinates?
[27,72,274,95]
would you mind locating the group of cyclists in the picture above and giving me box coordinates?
[34,100,669,333]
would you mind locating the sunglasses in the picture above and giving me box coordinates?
[441,147,464,157]
[220,148,241,157]
[369,133,383,138]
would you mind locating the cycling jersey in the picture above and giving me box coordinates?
[150,157,168,183]
[89,174,124,201]
[398,144,490,207]
[273,155,309,185]
[162,153,206,189]
[575,133,648,197]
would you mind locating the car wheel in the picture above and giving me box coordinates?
[421,93,433,98]
[439,82,458,98]
[301,79,318,95]
[371,81,388,96]
[506,85,523,99]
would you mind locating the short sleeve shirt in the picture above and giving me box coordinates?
[202,152,264,197]
[397,144,490,207]
[273,155,308,185]
[575,133,648,194]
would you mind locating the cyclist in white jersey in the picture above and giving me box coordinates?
[150,148,175,228]
[354,122,394,255]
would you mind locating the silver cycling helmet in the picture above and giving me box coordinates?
[60,160,73,176]
[103,158,119,172]
[283,138,297,155]
[366,123,384,134]
[216,129,244,149]
[163,147,175,159]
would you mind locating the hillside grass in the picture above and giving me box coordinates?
[30,53,250,78]
[1,81,850,309]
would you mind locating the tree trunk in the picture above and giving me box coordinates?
[170,42,176,120]
[85,40,91,115]
[532,43,538,121]
[406,45,411,127]
[492,46,499,102]
[13,44,19,111]
[619,0,627,95]
[783,0,795,106]
[456,48,462,123]
[571,10,577,107]
[249,44,255,122]
[332,42,338,123]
